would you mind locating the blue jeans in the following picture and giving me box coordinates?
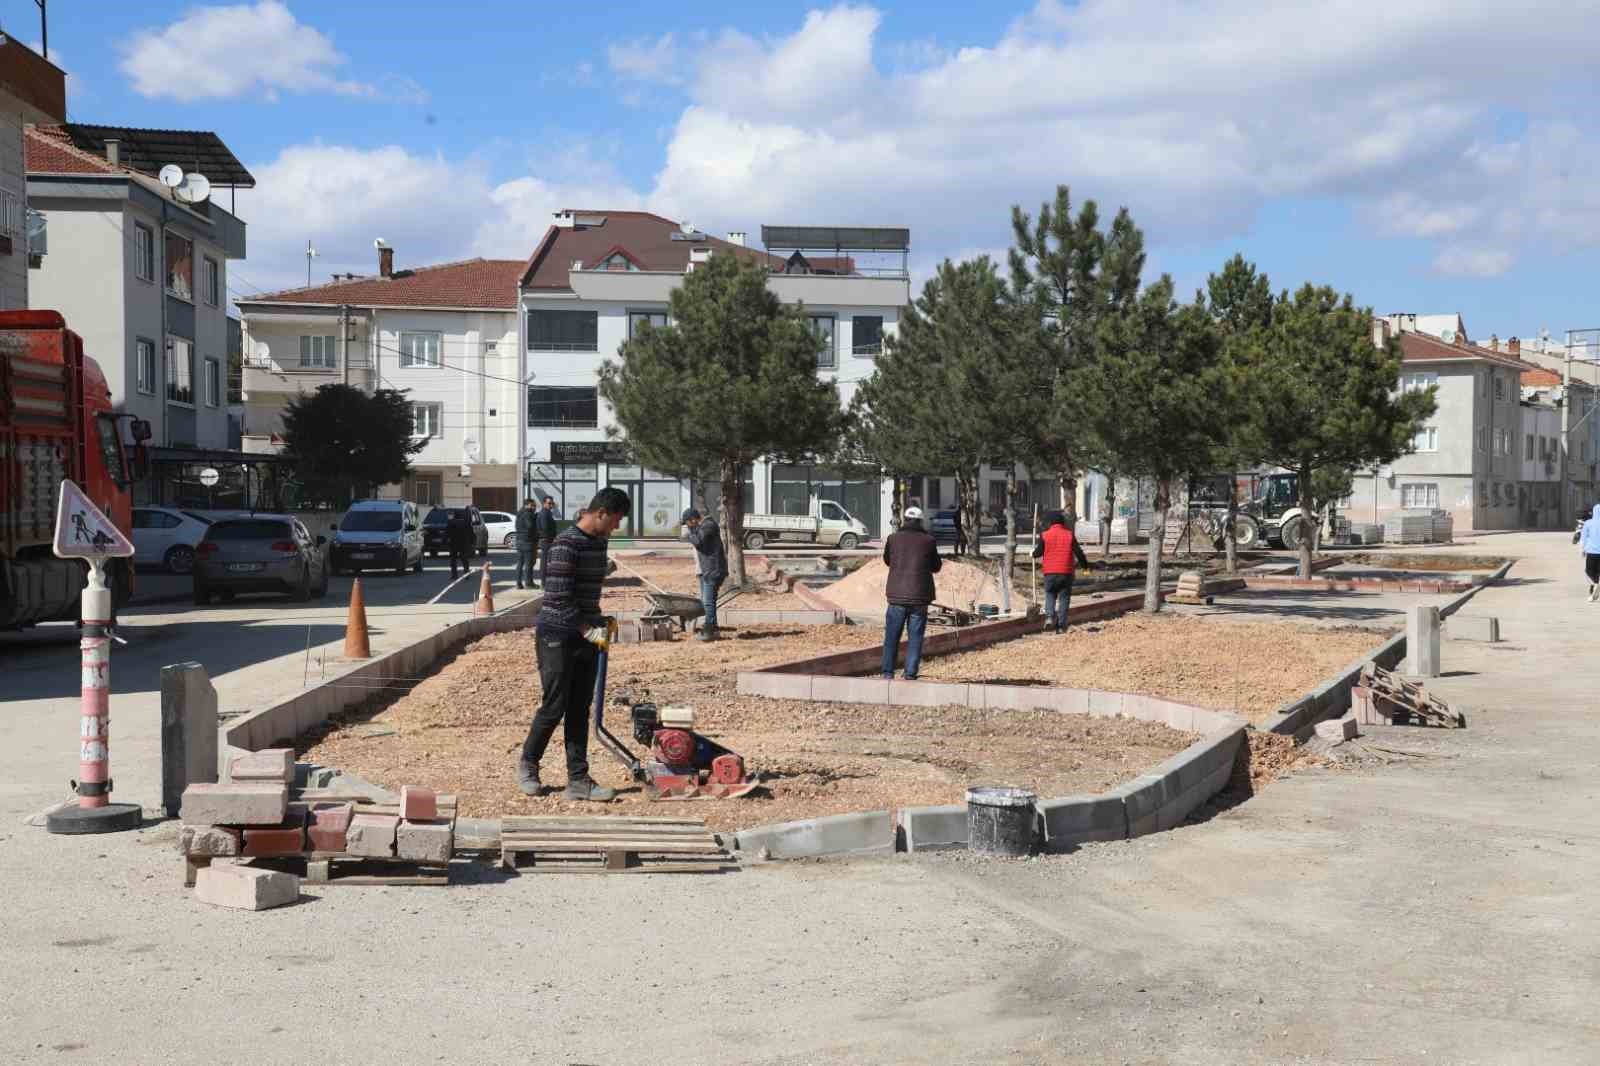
[700,575,724,631]
[882,604,928,679]
[1044,572,1076,629]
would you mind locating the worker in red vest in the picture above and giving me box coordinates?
[1032,510,1091,632]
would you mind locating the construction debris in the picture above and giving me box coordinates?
[1353,663,1465,728]
[499,815,736,874]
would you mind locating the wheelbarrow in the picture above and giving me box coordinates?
[642,589,745,631]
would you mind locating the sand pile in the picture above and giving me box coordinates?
[823,558,1003,613]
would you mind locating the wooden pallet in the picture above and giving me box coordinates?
[500,815,736,874]
[246,853,452,886]
[1358,662,1465,728]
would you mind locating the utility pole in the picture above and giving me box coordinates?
[305,239,319,288]
[339,304,350,387]
[1562,338,1573,529]
[34,0,47,59]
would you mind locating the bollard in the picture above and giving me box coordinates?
[344,578,371,659]
[474,562,495,617]
[1406,604,1441,677]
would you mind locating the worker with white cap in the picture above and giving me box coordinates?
[882,506,941,679]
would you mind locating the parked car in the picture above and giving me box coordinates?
[927,508,999,545]
[131,506,211,574]
[193,515,329,604]
[422,506,488,557]
[330,499,424,575]
[479,509,517,547]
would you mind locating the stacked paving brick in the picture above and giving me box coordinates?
[1167,571,1211,605]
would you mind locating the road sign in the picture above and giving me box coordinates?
[198,467,220,487]
[52,480,134,560]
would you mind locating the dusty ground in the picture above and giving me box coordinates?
[299,623,1193,831]
[914,612,1387,723]
[603,553,806,611]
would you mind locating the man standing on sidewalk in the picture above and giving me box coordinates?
[535,495,560,583]
[517,487,630,801]
[882,506,941,680]
[445,509,474,579]
[1579,503,1600,602]
[513,498,538,589]
[681,508,728,641]
[1032,509,1091,632]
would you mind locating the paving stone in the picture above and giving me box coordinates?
[160,662,218,819]
[346,812,399,857]
[194,865,299,911]
[306,802,355,852]
[396,819,453,863]
[177,824,241,857]
[1446,614,1500,642]
[178,783,287,827]
[399,786,438,821]
[228,748,294,784]
[243,809,307,857]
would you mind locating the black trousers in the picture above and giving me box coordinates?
[521,633,598,779]
[1586,553,1600,584]
[1044,572,1076,628]
[516,547,537,586]
[449,547,471,577]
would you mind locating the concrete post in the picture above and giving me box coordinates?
[161,662,218,818]
[1406,605,1441,678]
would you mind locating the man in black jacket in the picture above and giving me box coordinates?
[681,508,728,641]
[534,496,560,583]
[882,506,941,680]
[513,498,538,589]
[445,509,474,579]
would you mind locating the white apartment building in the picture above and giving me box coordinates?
[236,253,524,512]
[0,36,64,309]
[517,212,910,538]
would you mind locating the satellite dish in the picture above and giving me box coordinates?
[374,237,388,249]
[174,172,211,205]
[158,164,184,188]
[1440,329,1455,344]
[680,220,695,235]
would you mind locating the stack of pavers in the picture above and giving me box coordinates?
[179,748,457,894]
[1167,570,1212,605]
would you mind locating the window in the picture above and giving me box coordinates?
[1526,434,1535,461]
[852,316,884,357]
[809,314,836,369]
[1494,428,1511,456]
[203,357,221,407]
[410,402,442,438]
[204,256,220,306]
[165,231,194,301]
[1410,426,1438,452]
[135,339,156,395]
[1477,426,1488,453]
[528,310,598,352]
[398,331,441,368]
[627,310,667,339]
[600,253,638,271]
[133,223,155,282]
[1401,371,1437,393]
[166,338,194,404]
[1494,374,1507,402]
[299,335,337,369]
[0,193,17,236]
[527,386,598,428]
[1401,483,1439,509]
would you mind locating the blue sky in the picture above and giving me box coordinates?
[8,0,1599,341]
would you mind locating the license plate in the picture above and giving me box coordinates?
[351,553,375,560]
[226,563,263,573]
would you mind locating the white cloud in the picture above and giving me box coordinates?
[120,1,421,103]
[608,34,685,85]
[1433,246,1514,277]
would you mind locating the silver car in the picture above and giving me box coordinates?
[193,515,330,605]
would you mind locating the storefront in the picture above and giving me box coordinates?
[525,441,689,537]
[137,447,297,511]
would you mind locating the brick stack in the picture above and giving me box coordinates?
[1167,570,1212,605]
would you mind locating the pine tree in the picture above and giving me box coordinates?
[598,253,842,586]
[1206,254,1276,573]
[280,384,425,505]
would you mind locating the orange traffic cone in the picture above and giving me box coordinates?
[473,562,495,617]
[344,578,371,659]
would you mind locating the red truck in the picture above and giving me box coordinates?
[0,310,148,628]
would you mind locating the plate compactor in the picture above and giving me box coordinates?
[588,620,761,800]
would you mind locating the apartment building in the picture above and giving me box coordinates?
[517,212,910,538]
[1502,332,1600,524]
[236,252,524,511]
[0,36,64,309]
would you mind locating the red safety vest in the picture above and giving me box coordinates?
[1040,525,1078,575]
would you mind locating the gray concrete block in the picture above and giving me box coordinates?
[1314,715,1359,742]
[161,662,218,819]
[1029,687,1088,714]
[897,804,968,852]
[194,865,299,911]
[737,671,812,700]
[178,824,241,857]
[1156,762,1233,831]
[1036,794,1126,850]
[734,809,895,860]
[1164,728,1244,794]
[1088,690,1125,718]
[1111,773,1171,838]
[811,675,890,704]
[346,812,399,857]
[228,748,293,784]
[1406,604,1442,677]
[395,819,453,863]
[1446,615,1500,642]
[179,783,287,827]
[888,680,969,708]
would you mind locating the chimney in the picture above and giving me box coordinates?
[1371,318,1390,349]
[727,231,746,247]
[1455,330,1466,347]
[553,210,575,229]
[379,245,394,278]
[1488,333,1499,351]
[1508,336,1521,356]
[104,139,120,166]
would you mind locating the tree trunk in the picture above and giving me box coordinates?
[1058,470,1078,526]
[1224,476,1239,575]
[720,456,747,587]
[957,470,981,559]
[1003,465,1018,588]
[1297,465,1315,579]
[1144,477,1171,613]
[1101,475,1116,560]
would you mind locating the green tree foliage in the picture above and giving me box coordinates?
[279,384,424,505]
[1232,285,1438,576]
[598,252,842,585]
[1206,254,1277,573]
[1008,185,1147,520]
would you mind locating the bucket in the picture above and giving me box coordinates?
[966,786,1037,857]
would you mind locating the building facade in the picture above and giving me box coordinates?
[0,37,65,309]
[237,254,524,512]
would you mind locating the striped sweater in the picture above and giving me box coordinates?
[535,525,609,638]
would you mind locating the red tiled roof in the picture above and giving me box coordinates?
[1398,331,1529,371]
[520,211,781,289]
[1521,367,1563,387]
[244,258,525,309]
[24,124,120,175]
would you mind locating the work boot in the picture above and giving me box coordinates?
[564,777,616,802]
[516,758,541,796]
[696,626,719,642]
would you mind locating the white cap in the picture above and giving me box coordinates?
[903,507,924,520]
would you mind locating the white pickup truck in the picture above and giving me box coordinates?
[741,499,870,550]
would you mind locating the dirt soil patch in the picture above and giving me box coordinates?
[603,554,805,612]
[298,623,1194,832]
[913,612,1387,724]
[1346,552,1506,572]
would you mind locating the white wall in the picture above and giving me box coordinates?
[0,105,25,310]
[27,205,130,404]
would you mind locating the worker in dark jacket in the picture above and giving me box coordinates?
[681,508,729,641]
[882,506,941,679]
[513,498,539,589]
[1032,510,1090,632]
[534,496,560,582]
[445,509,475,579]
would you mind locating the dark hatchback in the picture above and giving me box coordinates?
[422,506,488,557]
[193,516,329,605]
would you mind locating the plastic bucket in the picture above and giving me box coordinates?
[966,786,1037,857]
